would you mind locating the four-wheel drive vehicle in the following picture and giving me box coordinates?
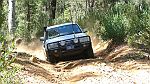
[40,23,94,63]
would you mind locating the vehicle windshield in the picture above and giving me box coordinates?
[47,24,82,39]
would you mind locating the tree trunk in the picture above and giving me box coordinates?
[27,0,30,32]
[87,0,95,12]
[8,0,15,36]
[0,0,3,7]
[0,0,4,28]
[86,0,88,14]
[25,0,31,41]
[47,0,57,26]
[51,0,56,19]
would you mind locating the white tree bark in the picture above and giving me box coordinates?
[8,0,15,35]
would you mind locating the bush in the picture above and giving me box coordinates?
[90,2,130,44]
[0,34,20,84]
[99,11,128,43]
[79,1,150,47]
[125,0,150,49]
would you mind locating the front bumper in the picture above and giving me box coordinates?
[47,42,91,57]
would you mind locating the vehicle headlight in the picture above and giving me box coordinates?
[73,38,78,43]
[48,43,58,49]
[79,37,90,43]
[60,41,66,46]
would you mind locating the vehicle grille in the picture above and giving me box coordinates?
[60,39,81,51]
[65,40,73,45]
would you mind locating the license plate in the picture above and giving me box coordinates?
[66,45,74,50]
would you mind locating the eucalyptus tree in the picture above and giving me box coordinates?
[8,0,16,36]
[15,0,55,40]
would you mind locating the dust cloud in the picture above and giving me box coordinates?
[15,39,47,61]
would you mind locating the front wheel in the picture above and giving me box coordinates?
[46,52,58,64]
[47,55,58,64]
[84,46,94,59]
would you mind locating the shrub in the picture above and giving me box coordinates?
[80,0,150,47]
[96,2,130,44]
[0,34,20,84]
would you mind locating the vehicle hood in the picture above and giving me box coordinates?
[45,33,87,44]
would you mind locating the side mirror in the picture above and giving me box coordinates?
[40,37,44,41]
[43,27,47,31]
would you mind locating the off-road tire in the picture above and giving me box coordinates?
[84,46,94,59]
[46,52,58,64]
[47,55,58,64]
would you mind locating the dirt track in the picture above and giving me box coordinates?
[13,40,150,84]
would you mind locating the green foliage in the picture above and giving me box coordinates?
[15,0,48,40]
[78,0,150,47]
[125,0,150,47]
[55,0,86,24]
[1,0,149,48]
[0,0,7,32]
[0,67,20,84]
[13,0,150,48]
[99,4,129,43]
[0,8,4,28]
[0,34,20,84]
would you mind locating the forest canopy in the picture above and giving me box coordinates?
[0,0,150,48]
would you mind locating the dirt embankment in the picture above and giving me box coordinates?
[13,38,150,84]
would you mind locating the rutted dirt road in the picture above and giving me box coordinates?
[13,40,150,84]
